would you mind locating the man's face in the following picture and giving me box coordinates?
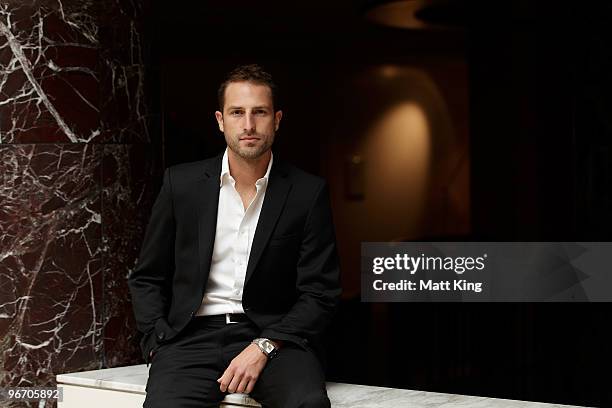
[215,81,282,160]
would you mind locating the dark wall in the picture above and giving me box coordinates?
[463,3,611,405]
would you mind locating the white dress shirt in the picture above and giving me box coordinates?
[195,148,273,316]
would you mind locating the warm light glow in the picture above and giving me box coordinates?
[361,102,431,236]
[380,65,400,79]
[365,0,428,29]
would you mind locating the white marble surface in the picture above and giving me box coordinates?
[57,364,587,407]
[57,364,149,394]
[324,382,586,408]
[56,365,261,406]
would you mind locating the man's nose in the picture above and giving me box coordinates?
[244,113,256,133]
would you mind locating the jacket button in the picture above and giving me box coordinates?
[157,331,166,341]
[302,338,308,345]
[244,307,250,312]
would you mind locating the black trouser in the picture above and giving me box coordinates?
[144,316,330,408]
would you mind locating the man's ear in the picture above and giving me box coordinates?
[215,111,224,132]
[274,110,283,131]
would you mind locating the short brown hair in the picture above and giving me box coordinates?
[218,64,277,112]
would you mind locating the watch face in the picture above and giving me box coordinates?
[262,340,275,354]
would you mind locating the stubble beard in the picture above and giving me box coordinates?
[226,132,274,160]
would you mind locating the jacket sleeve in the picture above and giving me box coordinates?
[127,168,176,362]
[260,181,342,349]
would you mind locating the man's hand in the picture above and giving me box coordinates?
[217,343,268,394]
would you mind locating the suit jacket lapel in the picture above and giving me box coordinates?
[245,159,292,286]
[196,154,222,292]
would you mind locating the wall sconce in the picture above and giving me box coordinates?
[363,0,466,29]
[345,154,366,200]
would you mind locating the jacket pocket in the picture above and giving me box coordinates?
[268,233,300,247]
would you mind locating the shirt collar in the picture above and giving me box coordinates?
[220,148,274,187]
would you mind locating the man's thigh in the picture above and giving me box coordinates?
[250,343,330,408]
[144,324,226,408]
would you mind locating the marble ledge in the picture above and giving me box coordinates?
[56,364,588,408]
[57,365,148,394]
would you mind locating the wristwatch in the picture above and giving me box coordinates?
[252,337,279,359]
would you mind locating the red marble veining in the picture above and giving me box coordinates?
[0,1,153,406]
[0,144,104,398]
[101,144,158,367]
[98,0,151,143]
[0,1,149,144]
[0,3,99,143]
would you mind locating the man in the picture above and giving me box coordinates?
[128,64,341,408]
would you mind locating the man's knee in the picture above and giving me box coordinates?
[297,390,331,408]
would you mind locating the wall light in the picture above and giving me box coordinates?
[363,0,466,29]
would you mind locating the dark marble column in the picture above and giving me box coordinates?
[0,1,157,405]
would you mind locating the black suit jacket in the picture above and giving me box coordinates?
[127,153,341,364]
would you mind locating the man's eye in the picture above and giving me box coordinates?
[254,110,266,115]
[231,111,243,116]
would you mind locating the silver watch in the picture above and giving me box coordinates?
[252,337,279,359]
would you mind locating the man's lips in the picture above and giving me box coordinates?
[240,137,260,141]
